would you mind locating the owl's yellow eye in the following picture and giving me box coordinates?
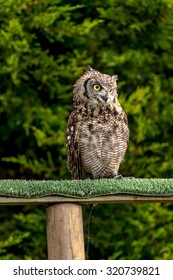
[109,89,114,94]
[93,84,101,91]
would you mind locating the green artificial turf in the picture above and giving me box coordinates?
[0,179,172,198]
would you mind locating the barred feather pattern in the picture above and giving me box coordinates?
[66,67,129,179]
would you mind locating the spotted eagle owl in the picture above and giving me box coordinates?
[66,65,129,179]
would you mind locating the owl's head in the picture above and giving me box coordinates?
[73,65,118,106]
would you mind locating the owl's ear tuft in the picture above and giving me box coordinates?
[113,75,118,81]
[86,65,94,72]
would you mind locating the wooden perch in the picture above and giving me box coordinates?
[46,203,85,260]
[0,194,173,205]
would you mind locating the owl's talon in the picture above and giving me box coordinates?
[115,175,135,180]
[110,174,135,180]
[113,174,124,179]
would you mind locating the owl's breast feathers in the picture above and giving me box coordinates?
[66,102,129,179]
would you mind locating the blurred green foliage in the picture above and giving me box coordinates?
[0,206,47,259]
[84,203,173,260]
[0,0,173,259]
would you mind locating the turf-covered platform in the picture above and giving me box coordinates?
[0,178,173,205]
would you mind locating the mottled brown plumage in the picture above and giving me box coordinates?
[66,66,129,179]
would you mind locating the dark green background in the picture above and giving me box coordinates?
[0,0,173,259]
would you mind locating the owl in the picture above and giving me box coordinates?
[66,65,129,179]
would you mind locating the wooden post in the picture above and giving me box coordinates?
[46,203,85,260]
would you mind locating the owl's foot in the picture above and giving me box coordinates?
[112,174,135,179]
[113,174,124,179]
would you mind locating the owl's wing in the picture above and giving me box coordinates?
[122,110,129,145]
[66,111,82,179]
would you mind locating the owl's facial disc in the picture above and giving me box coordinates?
[85,78,117,104]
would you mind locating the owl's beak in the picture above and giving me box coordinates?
[102,93,108,103]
